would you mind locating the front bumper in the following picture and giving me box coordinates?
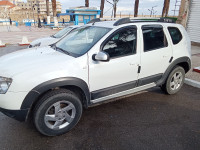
[0,107,29,121]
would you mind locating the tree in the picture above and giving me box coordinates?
[52,0,58,26]
[162,0,170,17]
[100,0,105,18]
[134,0,139,17]
[85,0,89,7]
[46,0,50,24]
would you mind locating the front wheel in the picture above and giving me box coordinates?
[34,89,82,136]
[161,66,185,95]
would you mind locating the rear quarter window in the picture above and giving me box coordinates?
[168,27,183,45]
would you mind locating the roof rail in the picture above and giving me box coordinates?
[87,17,176,26]
[158,17,176,23]
[113,18,131,26]
[113,17,176,26]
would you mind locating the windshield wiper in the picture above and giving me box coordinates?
[55,47,70,55]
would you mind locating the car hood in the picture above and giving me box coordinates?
[30,37,60,47]
[0,46,75,78]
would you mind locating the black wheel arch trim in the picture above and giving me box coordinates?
[156,56,191,86]
[21,77,90,110]
[0,107,29,122]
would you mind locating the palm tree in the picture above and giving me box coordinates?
[100,0,105,18]
[162,0,170,17]
[85,0,89,7]
[134,0,139,17]
[52,0,58,26]
[46,0,50,24]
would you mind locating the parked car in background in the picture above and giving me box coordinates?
[0,18,191,136]
[29,25,80,48]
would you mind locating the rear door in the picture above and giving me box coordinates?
[138,24,173,86]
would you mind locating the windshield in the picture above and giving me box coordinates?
[53,27,73,38]
[55,26,111,57]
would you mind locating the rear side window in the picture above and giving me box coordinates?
[142,25,168,52]
[168,27,182,45]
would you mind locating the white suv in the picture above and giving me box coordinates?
[0,18,191,136]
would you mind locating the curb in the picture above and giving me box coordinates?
[184,78,200,88]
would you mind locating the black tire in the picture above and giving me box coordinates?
[34,89,82,136]
[161,66,185,95]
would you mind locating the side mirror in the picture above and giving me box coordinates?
[92,51,110,62]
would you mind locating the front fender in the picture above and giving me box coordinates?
[21,77,90,110]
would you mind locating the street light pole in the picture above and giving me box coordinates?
[148,5,157,17]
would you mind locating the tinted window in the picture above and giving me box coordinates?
[168,27,182,44]
[142,25,168,52]
[103,27,137,58]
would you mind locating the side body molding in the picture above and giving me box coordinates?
[156,56,191,86]
[21,77,90,110]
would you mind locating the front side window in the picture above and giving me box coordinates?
[168,27,182,45]
[55,26,111,57]
[102,27,137,58]
[142,25,168,52]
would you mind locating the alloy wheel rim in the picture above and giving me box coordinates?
[170,71,183,91]
[44,101,76,130]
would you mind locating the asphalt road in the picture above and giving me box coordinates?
[0,85,199,150]
[0,46,200,150]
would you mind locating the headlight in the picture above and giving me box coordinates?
[30,42,41,48]
[0,77,12,94]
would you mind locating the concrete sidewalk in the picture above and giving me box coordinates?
[0,26,58,44]
[186,46,200,82]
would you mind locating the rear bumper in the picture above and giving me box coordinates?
[0,107,29,121]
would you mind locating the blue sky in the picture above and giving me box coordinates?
[58,0,180,16]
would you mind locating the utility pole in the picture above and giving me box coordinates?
[52,0,58,26]
[46,0,50,24]
[134,0,139,17]
[85,0,89,7]
[100,0,105,18]
[162,0,170,17]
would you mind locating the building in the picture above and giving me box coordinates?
[0,0,15,8]
[186,0,200,44]
[0,0,62,23]
[0,0,16,18]
[16,0,61,16]
[58,7,101,25]
[1,0,23,5]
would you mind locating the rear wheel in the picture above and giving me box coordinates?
[161,66,185,95]
[34,89,82,136]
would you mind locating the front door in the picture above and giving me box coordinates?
[88,26,140,100]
